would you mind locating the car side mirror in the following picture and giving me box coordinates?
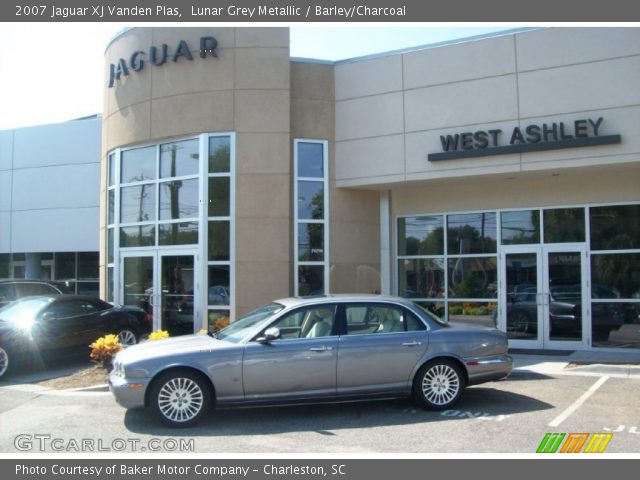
[42,312,57,322]
[256,327,281,343]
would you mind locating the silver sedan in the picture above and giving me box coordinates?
[109,295,512,427]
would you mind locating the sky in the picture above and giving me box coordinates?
[0,24,517,130]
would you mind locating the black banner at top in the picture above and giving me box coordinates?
[4,0,640,22]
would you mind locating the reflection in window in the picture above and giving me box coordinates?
[121,146,156,183]
[501,210,540,245]
[590,205,640,250]
[298,224,324,261]
[398,259,445,299]
[158,222,198,246]
[160,139,199,178]
[120,225,155,247]
[448,302,497,328]
[159,179,199,220]
[208,221,230,261]
[398,216,444,256]
[209,136,230,173]
[208,177,230,217]
[448,257,497,299]
[591,253,640,299]
[208,266,230,306]
[592,302,640,348]
[55,252,76,280]
[544,208,585,243]
[298,265,324,296]
[447,212,497,254]
[297,181,324,220]
[120,184,156,223]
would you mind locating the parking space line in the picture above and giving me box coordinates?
[548,376,609,427]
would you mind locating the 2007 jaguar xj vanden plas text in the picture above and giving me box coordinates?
[109,295,512,427]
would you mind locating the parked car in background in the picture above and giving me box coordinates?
[109,294,512,427]
[0,279,69,309]
[0,295,153,379]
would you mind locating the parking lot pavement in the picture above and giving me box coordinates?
[1,350,639,454]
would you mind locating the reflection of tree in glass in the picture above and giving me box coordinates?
[209,141,230,173]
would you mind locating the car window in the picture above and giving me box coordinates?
[0,284,16,303]
[344,303,426,335]
[45,300,98,319]
[16,282,59,297]
[269,305,337,340]
[217,303,284,343]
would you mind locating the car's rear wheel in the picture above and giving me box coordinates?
[0,344,14,380]
[149,370,211,427]
[117,328,139,347]
[413,359,465,410]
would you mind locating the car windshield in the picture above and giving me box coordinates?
[0,297,53,322]
[216,303,285,343]
[413,302,449,327]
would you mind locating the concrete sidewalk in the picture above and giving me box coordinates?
[511,348,640,378]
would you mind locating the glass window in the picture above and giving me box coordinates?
[209,136,230,173]
[107,228,114,264]
[297,142,324,178]
[398,259,445,298]
[158,222,198,246]
[160,139,199,178]
[208,266,230,306]
[107,267,114,302]
[121,146,156,183]
[298,265,324,296]
[0,254,9,278]
[344,303,425,335]
[501,210,540,245]
[398,216,444,256]
[592,302,640,348]
[208,177,230,217]
[271,305,336,339]
[448,302,497,329]
[55,252,76,280]
[120,184,156,223]
[78,252,99,280]
[591,253,640,299]
[298,224,324,261]
[414,301,446,322]
[544,208,585,243]
[208,221,230,261]
[120,226,155,247]
[447,212,497,254]
[297,181,324,220]
[159,179,199,220]
[107,190,115,225]
[448,257,497,299]
[108,152,115,187]
[208,310,231,332]
[590,205,640,250]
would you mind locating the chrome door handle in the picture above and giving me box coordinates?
[309,346,332,352]
[402,341,421,346]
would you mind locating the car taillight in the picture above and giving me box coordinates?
[143,313,153,323]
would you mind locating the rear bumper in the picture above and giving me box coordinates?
[108,373,149,409]
[465,354,513,386]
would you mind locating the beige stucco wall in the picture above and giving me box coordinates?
[335,27,640,188]
[291,62,381,294]
[101,27,292,315]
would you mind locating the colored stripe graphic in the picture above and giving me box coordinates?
[560,433,589,453]
[537,433,566,453]
[584,433,613,453]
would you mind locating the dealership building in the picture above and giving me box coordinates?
[4,27,640,351]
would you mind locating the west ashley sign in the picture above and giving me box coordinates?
[108,36,218,88]
[428,117,621,161]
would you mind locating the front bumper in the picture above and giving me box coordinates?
[108,372,150,409]
[465,354,513,386]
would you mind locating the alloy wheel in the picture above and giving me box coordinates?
[0,346,8,378]
[117,329,138,347]
[421,363,461,407]
[157,377,205,424]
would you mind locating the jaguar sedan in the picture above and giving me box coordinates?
[0,295,152,379]
[110,295,512,427]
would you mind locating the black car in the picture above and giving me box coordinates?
[0,295,153,379]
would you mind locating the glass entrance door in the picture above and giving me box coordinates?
[120,250,200,336]
[501,245,587,349]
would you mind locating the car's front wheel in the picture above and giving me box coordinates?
[149,370,212,427]
[413,359,465,410]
